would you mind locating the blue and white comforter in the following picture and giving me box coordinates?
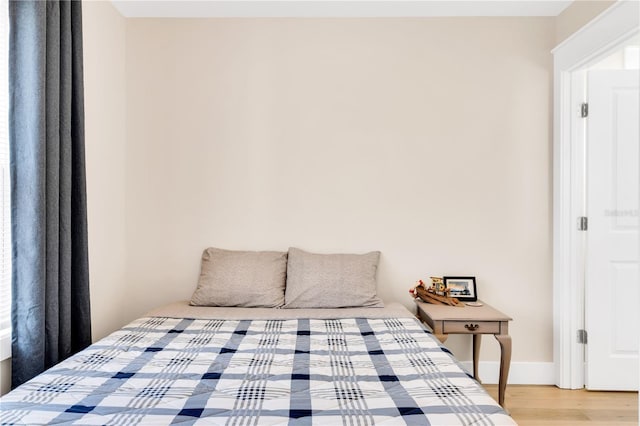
[0,315,515,425]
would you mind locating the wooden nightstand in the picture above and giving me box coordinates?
[415,299,512,408]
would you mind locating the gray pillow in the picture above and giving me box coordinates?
[283,248,384,309]
[190,248,287,308]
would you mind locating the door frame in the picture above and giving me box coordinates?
[552,1,640,389]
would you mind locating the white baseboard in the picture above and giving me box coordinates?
[459,361,555,385]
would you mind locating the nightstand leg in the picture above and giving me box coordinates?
[494,334,512,409]
[472,334,481,382]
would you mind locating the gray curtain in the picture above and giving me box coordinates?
[9,0,91,388]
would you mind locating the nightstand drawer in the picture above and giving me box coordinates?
[443,321,501,334]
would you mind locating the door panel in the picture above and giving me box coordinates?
[585,70,639,391]
[611,261,638,354]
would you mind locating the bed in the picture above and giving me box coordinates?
[0,301,515,425]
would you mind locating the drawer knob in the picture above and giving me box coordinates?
[464,324,479,331]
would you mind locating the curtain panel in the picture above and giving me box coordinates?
[9,0,91,388]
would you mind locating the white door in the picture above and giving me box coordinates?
[585,70,639,391]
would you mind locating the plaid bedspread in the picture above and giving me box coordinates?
[0,316,515,425]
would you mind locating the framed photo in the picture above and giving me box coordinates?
[443,276,477,302]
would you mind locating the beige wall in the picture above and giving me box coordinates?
[0,358,9,395]
[83,1,128,341]
[2,14,559,394]
[124,17,555,363]
[555,0,616,45]
[8,5,597,397]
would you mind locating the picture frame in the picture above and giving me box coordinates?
[443,276,477,302]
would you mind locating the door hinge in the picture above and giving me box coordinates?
[581,103,589,118]
[578,216,588,231]
[577,329,588,344]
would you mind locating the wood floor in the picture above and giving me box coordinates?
[483,385,638,425]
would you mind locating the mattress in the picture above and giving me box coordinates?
[0,302,516,425]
